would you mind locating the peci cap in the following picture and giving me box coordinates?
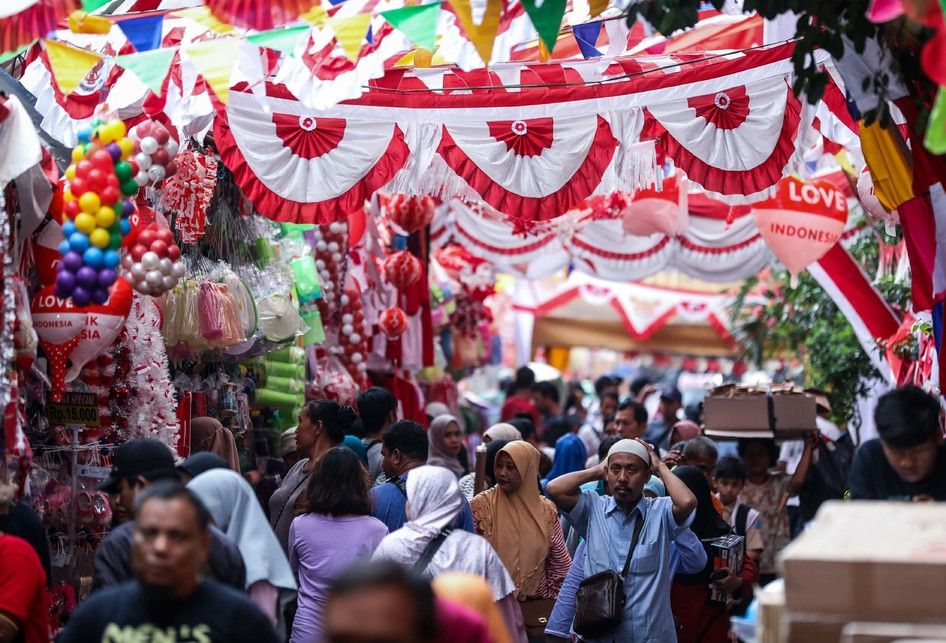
[606,438,651,467]
[99,438,178,492]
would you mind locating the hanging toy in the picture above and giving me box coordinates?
[129,119,179,187]
[385,194,435,235]
[56,118,137,306]
[121,222,185,296]
[379,306,409,338]
[383,250,422,290]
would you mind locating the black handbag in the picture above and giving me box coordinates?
[573,511,645,638]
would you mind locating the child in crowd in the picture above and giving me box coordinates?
[735,438,814,585]
[714,456,765,562]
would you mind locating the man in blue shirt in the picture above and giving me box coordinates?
[547,438,697,642]
[369,420,474,533]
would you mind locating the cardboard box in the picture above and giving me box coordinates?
[782,613,846,643]
[780,501,946,624]
[841,622,946,643]
[708,533,745,604]
[702,392,816,439]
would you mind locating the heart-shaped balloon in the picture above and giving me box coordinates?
[30,284,87,345]
[754,176,848,277]
[41,337,81,402]
[32,220,64,287]
[65,277,133,382]
[623,174,689,237]
[856,169,898,224]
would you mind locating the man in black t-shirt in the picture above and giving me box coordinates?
[849,385,946,501]
[59,482,277,643]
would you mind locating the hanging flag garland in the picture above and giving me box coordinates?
[381,2,441,52]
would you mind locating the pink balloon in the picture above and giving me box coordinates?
[856,169,898,224]
[65,278,133,382]
[30,285,87,345]
[32,221,64,286]
[754,177,848,277]
[151,148,170,167]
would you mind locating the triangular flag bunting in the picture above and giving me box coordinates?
[44,39,102,95]
[450,0,502,66]
[183,38,240,104]
[301,4,328,27]
[246,25,310,55]
[521,0,566,55]
[0,42,34,66]
[114,47,176,94]
[81,0,111,11]
[381,2,441,52]
[172,7,234,34]
[590,0,608,17]
[118,14,164,52]
[572,21,603,59]
[329,14,372,62]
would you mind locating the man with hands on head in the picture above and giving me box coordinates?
[546,438,697,643]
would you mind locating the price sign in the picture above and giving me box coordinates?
[48,392,99,427]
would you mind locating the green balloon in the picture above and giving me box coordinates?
[121,179,139,196]
[109,232,122,250]
[115,161,133,182]
[110,221,122,234]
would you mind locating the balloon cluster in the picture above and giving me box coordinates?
[312,222,347,315]
[129,119,179,186]
[121,223,185,296]
[57,118,138,306]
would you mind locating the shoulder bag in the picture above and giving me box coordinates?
[412,528,453,575]
[573,510,646,638]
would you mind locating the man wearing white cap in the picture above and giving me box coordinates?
[547,438,697,642]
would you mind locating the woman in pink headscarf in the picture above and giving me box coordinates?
[190,417,240,471]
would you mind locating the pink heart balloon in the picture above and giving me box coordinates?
[754,176,848,277]
[66,278,133,382]
[30,284,87,345]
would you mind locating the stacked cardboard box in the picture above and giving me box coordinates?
[702,383,816,440]
[778,502,946,643]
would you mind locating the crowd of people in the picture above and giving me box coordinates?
[1,369,946,643]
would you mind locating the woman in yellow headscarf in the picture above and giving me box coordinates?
[470,440,571,642]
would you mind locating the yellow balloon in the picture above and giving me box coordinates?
[117,138,134,159]
[65,165,76,180]
[110,120,127,139]
[79,192,101,214]
[64,188,74,202]
[71,147,84,162]
[98,127,114,144]
[95,206,116,228]
[90,228,110,249]
[74,213,96,234]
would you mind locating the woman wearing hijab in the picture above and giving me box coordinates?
[289,447,388,643]
[470,441,571,642]
[269,400,357,553]
[540,432,587,490]
[177,452,229,483]
[482,423,522,444]
[670,465,744,643]
[433,573,513,643]
[187,468,297,639]
[373,465,526,643]
[458,439,509,501]
[190,417,240,471]
[427,415,467,478]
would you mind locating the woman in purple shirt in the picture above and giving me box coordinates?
[289,447,388,643]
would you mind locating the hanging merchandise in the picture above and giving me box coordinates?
[121,222,185,296]
[157,148,217,244]
[56,119,137,306]
[383,249,422,290]
[379,306,409,338]
[65,276,132,382]
[384,194,436,235]
[310,353,359,406]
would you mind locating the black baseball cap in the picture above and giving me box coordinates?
[660,386,683,403]
[99,438,178,492]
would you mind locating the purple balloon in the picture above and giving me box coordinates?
[91,287,110,305]
[98,268,117,288]
[72,286,91,307]
[76,266,98,289]
[123,199,134,215]
[62,251,83,273]
[107,143,122,162]
[55,271,76,295]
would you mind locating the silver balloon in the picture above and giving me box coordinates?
[141,252,160,271]
[134,153,152,170]
[130,263,146,280]
[147,165,166,182]
[121,254,134,269]
[159,258,173,274]
[165,139,179,156]
[136,279,151,295]
[161,276,175,291]
[171,262,185,278]
[140,137,159,155]
[134,171,149,187]
[145,270,163,288]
